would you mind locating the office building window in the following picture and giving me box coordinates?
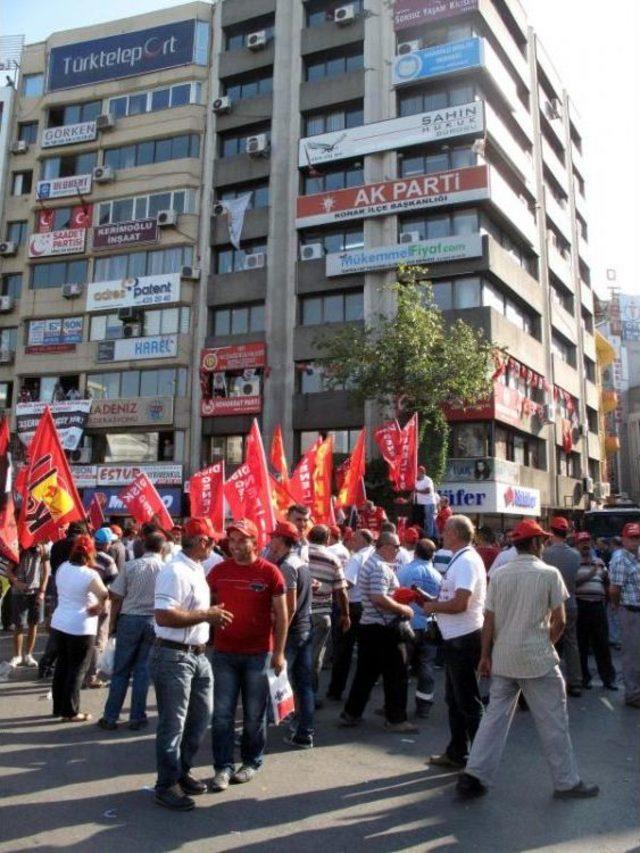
[108,82,202,119]
[218,183,269,210]
[212,304,265,336]
[549,278,573,313]
[587,407,599,433]
[300,228,363,254]
[11,171,32,196]
[2,274,22,299]
[551,332,577,368]
[494,426,545,469]
[87,368,187,399]
[584,357,596,383]
[218,126,270,158]
[300,291,363,325]
[399,144,476,177]
[209,435,244,468]
[0,382,13,409]
[303,161,363,195]
[298,429,360,456]
[22,74,44,98]
[35,206,86,232]
[400,208,479,241]
[305,0,364,27]
[93,246,193,282]
[98,189,196,225]
[89,307,190,341]
[31,260,88,290]
[6,221,27,245]
[222,70,273,101]
[450,422,490,457]
[47,100,102,127]
[303,102,364,136]
[41,151,97,180]
[224,17,275,51]
[304,46,364,81]
[0,328,17,353]
[215,242,267,274]
[398,83,477,117]
[18,122,38,144]
[104,134,200,170]
[556,448,581,479]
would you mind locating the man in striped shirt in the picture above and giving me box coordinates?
[574,532,616,691]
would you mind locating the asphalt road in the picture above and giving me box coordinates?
[1,633,638,853]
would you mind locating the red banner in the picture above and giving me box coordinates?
[269,425,289,486]
[36,205,92,233]
[396,414,418,491]
[270,474,297,519]
[18,407,85,548]
[189,462,225,534]
[337,429,366,507]
[201,343,266,373]
[289,439,321,508]
[201,395,262,417]
[374,421,402,489]
[0,420,19,563]
[87,494,105,532]
[311,436,334,524]
[119,472,173,532]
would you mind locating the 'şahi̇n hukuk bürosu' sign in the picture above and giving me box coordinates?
[296,165,489,227]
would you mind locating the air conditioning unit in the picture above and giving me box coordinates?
[0,241,17,257]
[542,403,555,424]
[300,243,324,261]
[247,30,267,51]
[0,296,15,313]
[11,140,28,154]
[213,202,226,216]
[231,374,260,397]
[96,113,115,131]
[244,252,266,270]
[180,265,201,281]
[399,231,421,244]
[122,323,141,339]
[117,307,142,324]
[545,98,562,121]
[246,134,269,156]
[157,209,178,227]
[593,481,611,500]
[62,283,83,299]
[397,40,421,55]
[213,96,232,114]
[0,350,14,365]
[71,447,92,463]
[93,165,114,183]
[334,4,356,25]
[582,476,594,494]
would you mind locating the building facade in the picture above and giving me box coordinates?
[0,0,601,520]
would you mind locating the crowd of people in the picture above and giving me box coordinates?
[1,498,639,812]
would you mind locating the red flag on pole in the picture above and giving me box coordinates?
[269,425,289,486]
[0,419,19,563]
[311,435,334,524]
[288,438,321,508]
[374,420,402,489]
[18,407,85,548]
[87,494,105,533]
[336,428,366,507]
[189,461,225,534]
[119,472,173,532]
[396,413,418,491]
[269,474,297,519]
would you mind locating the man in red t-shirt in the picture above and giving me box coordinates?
[357,500,388,535]
[208,519,287,793]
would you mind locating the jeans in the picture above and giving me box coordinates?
[102,614,155,724]
[620,607,640,704]
[423,504,436,538]
[52,632,94,718]
[576,600,616,686]
[149,645,213,791]
[311,612,332,694]
[344,623,409,724]
[285,631,315,738]
[409,628,437,708]
[442,629,483,763]
[212,651,270,773]
[328,602,362,700]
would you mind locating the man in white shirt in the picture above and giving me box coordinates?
[150,517,233,812]
[413,466,437,538]
[422,515,486,769]
[328,525,350,568]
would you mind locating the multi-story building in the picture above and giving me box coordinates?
[0,0,601,523]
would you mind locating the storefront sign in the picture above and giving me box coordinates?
[200,343,266,417]
[36,205,92,233]
[200,342,266,372]
[394,0,478,30]
[201,395,262,417]
[299,102,484,167]
[92,218,158,250]
[86,273,180,312]
[48,19,200,91]
[82,486,182,516]
[41,120,97,148]
[28,228,86,258]
[393,37,483,86]
[95,463,183,487]
[296,165,488,227]
[97,334,178,362]
[70,465,98,488]
[87,397,174,428]
[36,174,92,200]
[26,317,83,354]
[445,382,537,430]
[440,481,541,515]
[443,457,520,485]
[326,233,483,276]
[15,400,92,450]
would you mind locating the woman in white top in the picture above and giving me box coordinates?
[51,535,109,722]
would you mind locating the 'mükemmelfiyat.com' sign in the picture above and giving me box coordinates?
[326,234,483,276]
[48,19,199,91]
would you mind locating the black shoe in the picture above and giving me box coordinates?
[553,781,599,799]
[155,784,196,811]
[179,773,208,796]
[97,718,118,731]
[456,772,488,800]
[582,680,592,690]
[129,718,149,731]
[567,687,582,698]
[284,733,314,749]
[603,682,619,691]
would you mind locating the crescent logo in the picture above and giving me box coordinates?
[202,352,219,371]
[143,36,163,58]
[29,236,48,257]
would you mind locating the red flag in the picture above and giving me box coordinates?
[119,472,173,532]
[189,461,225,534]
[374,420,402,489]
[336,429,366,507]
[223,420,275,550]
[288,439,321,508]
[0,420,19,563]
[87,494,105,533]
[396,414,418,491]
[311,435,333,524]
[270,474,297,519]
[18,407,85,548]
[269,425,289,486]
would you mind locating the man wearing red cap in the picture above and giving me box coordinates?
[208,519,288,791]
[396,527,420,568]
[457,519,599,800]
[543,517,582,697]
[150,518,234,811]
[609,522,640,708]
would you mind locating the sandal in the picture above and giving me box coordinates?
[86,679,107,689]
[60,713,93,722]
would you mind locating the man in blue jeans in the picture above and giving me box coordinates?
[97,531,166,731]
[266,521,314,748]
[208,519,288,791]
[151,518,233,811]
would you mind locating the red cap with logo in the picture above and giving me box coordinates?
[226,519,259,539]
[271,521,300,542]
[550,516,571,532]
[184,517,217,539]
[622,522,640,538]
[575,531,592,543]
[510,519,551,543]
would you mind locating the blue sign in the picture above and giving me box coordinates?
[82,487,182,517]
[48,20,200,91]
[393,37,483,86]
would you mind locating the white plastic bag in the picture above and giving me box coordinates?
[97,636,116,677]
[267,665,295,725]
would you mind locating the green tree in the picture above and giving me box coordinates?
[315,267,496,483]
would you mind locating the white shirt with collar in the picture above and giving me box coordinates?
[154,550,210,646]
[436,545,486,640]
[343,545,374,604]
[328,540,350,567]
[414,475,436,506]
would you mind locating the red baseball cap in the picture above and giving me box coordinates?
[511,519,551,543]
[550,516,571,532]
[575,532,592,543]
[622,522,640,538]
[329,525,342,539]
[184,517,217,539]
[271,521,300,542]
[226,519,259,539]
[110,524,123,538]
[403,528,420,544]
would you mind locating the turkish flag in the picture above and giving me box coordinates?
[311,435,333,524]
[269,425,289,486]
[18,407,85,548]
[337,429,366,508]
[0,420,19,563]
[87,494,105,533]
[396,414,418,491]
[189,462,225,534]
[36,209,55,233]
[119,472,173,532]
[70,204,92,229]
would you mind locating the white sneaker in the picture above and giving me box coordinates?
[9,656,22,668]
[22,655,38,667]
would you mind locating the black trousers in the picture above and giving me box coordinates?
[577,599,616,686]
[39,628,61,676]
[52,632,94,718]
[442,629,483,762]
[344,623,409,724]
[327,603,362,700]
